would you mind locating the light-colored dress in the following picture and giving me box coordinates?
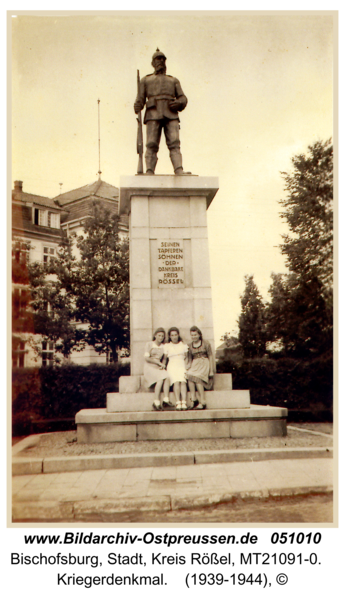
[186,339,214,389]
[143,341,168,387]
[164,341,188,384]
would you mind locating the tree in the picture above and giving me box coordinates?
[220,333,240,348]
[280,138,333,293]
[267,139,333,357]
[266,272,332,356]
[28,237,83,360]
[238,275,267,358]
[73,204,129,362]
[27,203,130,363]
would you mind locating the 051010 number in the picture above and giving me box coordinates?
[271,532,322,544]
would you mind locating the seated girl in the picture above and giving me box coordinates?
[163,327,189,410]
[144,328,171,411]
[186,325,214,409]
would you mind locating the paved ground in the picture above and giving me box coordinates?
[108,493,333,523]
[12,456,333,523]
[14,424,333,457]
[11,424,334,523]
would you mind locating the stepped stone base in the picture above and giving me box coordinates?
[76,372,288,443]
[107,390,249,412]
[119,373,233,393]
[76,405,288,443]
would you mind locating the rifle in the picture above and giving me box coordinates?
[136,70,144,174]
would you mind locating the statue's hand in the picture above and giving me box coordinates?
[168,99,182,112]
[134,101,142,114]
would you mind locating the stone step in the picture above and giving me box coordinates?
[107,389,249,412]
[119,373,233,393]
[76,405,288,443]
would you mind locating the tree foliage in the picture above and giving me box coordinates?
[238,275,267,358]
[28,237,83,359]
[26,203,129,362]
[266,272,332,356]
[266,139,333,357]
[280,138,333,292]
[73,204,130,362]
[224,139,333,360]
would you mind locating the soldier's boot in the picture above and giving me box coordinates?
[170,149,190,175]
[145,152,158,175]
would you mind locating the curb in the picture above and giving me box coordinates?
[12,446,333,475]
[12,434,42,456]
[12,485,333,522]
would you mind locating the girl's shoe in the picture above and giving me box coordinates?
[181,400,187,410]
[194,402,206,410]
[175,401,182,411]
[162,397,174,408]
[152,400,162,411]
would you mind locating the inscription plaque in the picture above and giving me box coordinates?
[157,239,184,288]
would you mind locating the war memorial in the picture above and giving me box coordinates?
[75,50,287,444]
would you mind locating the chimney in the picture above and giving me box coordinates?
[12,181,23,202]
[14,180,23,192]
[13,180,23,201]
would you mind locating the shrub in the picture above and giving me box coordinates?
[12,363,130,435]
[217,353,333,420]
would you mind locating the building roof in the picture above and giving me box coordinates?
[12,178,127,236]
[54,180,119,206]
[12,204,66,242]
[12,190,63,211]
[60,197,119,224]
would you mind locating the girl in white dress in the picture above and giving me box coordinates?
[144,328,171,411]
[163,327,189,410]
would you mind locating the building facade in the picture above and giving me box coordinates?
[12,178,128,367]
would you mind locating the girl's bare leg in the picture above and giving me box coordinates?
[192,382,206,409]
[154,380,164,401]
[181,382,187,409]
[162,377,174,407]
[163,377,170,397]
[188,380,196,403]
[196,382,205,405]
[173,382,181,408]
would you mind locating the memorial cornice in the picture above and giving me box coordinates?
[119,175,219,215]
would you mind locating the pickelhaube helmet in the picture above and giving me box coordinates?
[152,48,166,61]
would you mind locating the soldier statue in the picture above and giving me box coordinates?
[134,49,188,175]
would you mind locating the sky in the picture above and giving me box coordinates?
[11,11,334,344]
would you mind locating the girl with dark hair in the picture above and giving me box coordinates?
[186,326,214,409]
[144,328,171,411]
[163,327,189,410]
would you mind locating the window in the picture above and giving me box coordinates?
[48,212,60,229]
[106,350,114,364]
[34,208,47,226]
[12,341,26,368]
[12,241,29,264]
[34,208,60,229]
[43,246,55,264]
[13,288,29,313]
[42,341,54,366]
[36,209,48,226]
[43,300,53,315]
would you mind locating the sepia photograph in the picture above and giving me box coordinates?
[10,11,335,525]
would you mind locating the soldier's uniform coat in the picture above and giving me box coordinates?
[135,73,187,123]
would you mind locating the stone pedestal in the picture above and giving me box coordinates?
[119,175,218,375]
[76,406,288,443]
[75,174,288,444]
